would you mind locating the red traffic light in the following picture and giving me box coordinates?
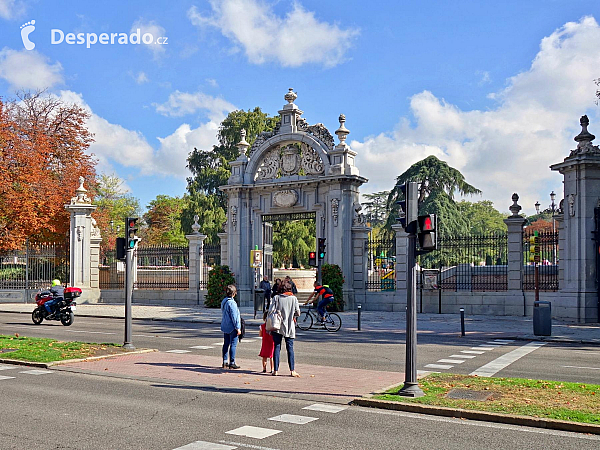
[309,252,316,259]
[422,216,433,230]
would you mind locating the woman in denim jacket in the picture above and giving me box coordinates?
[221,285,241,369]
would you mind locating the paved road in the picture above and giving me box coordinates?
[0,369,598,450]
[1,313,599,384]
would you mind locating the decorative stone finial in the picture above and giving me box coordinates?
[192,215,200,234]
[509,193,522,217]
[574,115,595,147]
[335,113,350,143]
[70,176,91,205]
[237,128,250,156]
[284,88,297,104]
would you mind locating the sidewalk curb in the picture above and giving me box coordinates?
[351,398,600,435]
[0,349,157,369]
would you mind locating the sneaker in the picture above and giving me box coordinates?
[229,363,241,370]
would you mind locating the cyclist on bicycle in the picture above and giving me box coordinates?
[304,281,334,323]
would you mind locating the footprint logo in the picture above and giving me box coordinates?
[20,20,36,50]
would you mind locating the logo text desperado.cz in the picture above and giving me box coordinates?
[51,29,168,49]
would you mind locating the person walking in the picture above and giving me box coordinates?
[272,278,282,299]
[258,311,274,373]
[220,285,241,370]
[284,275,298,295]
[259,275,272,311]
[271,279,300,377]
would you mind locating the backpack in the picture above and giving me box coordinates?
[239,317,246,342]
[266,296,283,332]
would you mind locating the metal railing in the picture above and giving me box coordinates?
[201,243,221,289]
[367,235,396,291]
[0,241,69,290]
[419,233,508,292]
[523,229,559,291]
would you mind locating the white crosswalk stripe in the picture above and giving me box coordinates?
[0,375,15,380]
[173,441,237,449]
[470,342,547,377]
[303,403,348,413]
[0,364,18,370]
[225,426,281,439]
[425,364,453,369]
[19,369,53,375]
[268,414,318,425]
[493,339,515,343]
[461,350,485,355]
[189,346,214,350]
[165,350,192,354]
[472,346,496,351]
[450,354,476,359]
[437,359,464,364]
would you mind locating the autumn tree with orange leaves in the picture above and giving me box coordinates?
[0,91,96,250]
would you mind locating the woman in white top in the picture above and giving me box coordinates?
[270,280,300,377]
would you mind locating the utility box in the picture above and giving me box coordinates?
[254,289,265,319]
[533,301,552,336]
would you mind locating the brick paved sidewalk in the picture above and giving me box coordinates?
[56,351,404,403]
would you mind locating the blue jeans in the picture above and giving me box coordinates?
[317,297,333,318]
[44,298,59,314]
[222,330,238,364]
[272,332,294,372]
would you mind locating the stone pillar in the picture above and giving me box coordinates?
[217,232,228,267]
[64,176,100,302]
[551,115,600,322]
[186,215,207,295]
[504,194,527,316]
[393,224,408,306]
[351,224,371,309]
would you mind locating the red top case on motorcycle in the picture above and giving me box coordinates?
[64,287,82,299]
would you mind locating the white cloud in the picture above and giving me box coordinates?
[134,71,149,84]
[352,17,600,215]
[153,90,235,121]
[0,48,63,90]
[188,0,359,67]
[130,19,167,59]
[206,78,218,88]
[58,89,230,179]
[0,0,25,20]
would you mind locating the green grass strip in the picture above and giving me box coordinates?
[0,334,121,363]
[374,373,600,424]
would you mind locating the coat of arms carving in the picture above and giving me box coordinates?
[281,145,300,176]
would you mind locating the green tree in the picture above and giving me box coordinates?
[183,107,278,240]
[272,220,315,268]
[141,195,187,246]
[456,200,508,234]
[361,190,390,228]
[93,173,140,248]
[322,263,345,311]
[386,155,481,237]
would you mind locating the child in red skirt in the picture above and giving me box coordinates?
[259,311,275,373]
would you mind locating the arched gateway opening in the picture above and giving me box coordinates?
[219,89,370,307]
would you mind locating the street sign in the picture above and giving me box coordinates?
[251,250,263,268]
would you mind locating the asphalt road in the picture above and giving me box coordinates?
[1,369,598,450]
[1,312,599,383]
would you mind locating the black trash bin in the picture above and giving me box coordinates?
[254,289,265,319]
[533,301,551,336]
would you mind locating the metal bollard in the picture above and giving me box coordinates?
[357,304,361,331]
[460,308,465,337]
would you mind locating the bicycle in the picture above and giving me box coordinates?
[296,304,341,332]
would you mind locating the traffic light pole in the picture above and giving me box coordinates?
[123,246,135,350]
[398,232,424,398]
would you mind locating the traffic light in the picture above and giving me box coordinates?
[308,251,317,267]
[126,217,138,249]
[318,238,326,260]
[116,237,126,260]
[529,231,540,263]
[417,214,437,251]
[396,181,418,233]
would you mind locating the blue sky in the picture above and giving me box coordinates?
[1,0,599,215]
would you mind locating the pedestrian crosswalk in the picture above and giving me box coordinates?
[173,402,348,449]
[0,365,54,381]
[424,339,516,371]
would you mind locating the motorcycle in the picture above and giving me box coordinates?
[32,286,81,326]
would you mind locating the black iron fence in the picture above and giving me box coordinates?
[201,243,221,289]
[99,244,189,290]
[419,233,508,292]
[523,229,559,291]
[367,234,396,291]
[0,241,69,289]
